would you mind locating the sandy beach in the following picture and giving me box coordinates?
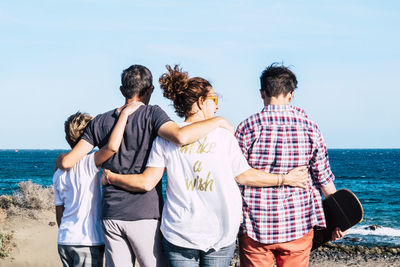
[1,208,399,267]
[0,210,59,267]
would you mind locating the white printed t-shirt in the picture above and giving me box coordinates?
[147,125,250,251]
[53,153,104,246]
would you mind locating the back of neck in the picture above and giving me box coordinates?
[264,94,291,106]
[117,97,145,113]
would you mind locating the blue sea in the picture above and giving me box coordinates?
[0,149,399,247]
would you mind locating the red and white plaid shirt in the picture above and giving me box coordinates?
[236,105,335,244]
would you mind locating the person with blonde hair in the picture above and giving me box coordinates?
[102,65,309,267]
[54,101,142,267]
[55,64,233,267]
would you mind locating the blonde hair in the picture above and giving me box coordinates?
[64,112,93,148]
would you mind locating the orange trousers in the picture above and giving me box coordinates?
[239,229,314,267]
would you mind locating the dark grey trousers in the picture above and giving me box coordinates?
[57,244,105,267]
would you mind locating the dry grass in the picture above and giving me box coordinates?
[0,232,14,259]
[12,181,54,210]
[0,181,54,218]
[0,181,54,259]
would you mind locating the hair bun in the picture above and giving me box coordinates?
[159,65,189,101]
[159,64,211,118]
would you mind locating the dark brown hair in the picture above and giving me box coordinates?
[120,65,153,98]
[64,112,93,148]
[260,63,297,97]
[159,65,212,118]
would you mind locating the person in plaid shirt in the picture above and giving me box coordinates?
[236,63,345,267]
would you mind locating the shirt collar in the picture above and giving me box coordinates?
[262,105,306,115]
[112,108,120,118]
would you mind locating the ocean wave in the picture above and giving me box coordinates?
[348,226,400,237]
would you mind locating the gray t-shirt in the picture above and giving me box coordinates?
[82,104,171,221]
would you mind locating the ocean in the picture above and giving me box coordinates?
[0,149,399,247]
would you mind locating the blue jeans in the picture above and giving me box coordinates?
[162,238,236,267]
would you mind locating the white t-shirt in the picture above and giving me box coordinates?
[53,153,104,246]
[147,125,250,251]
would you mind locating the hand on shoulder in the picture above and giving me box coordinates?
[121,101,145,116]
[215,117,234,134]
[54,153,67,171]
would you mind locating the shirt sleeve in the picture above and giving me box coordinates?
[83,153,101,177]
[235,120,252,161]
[227,132,251,177]
[310,128,335,188]
[152,105,172,133]
[146,137,167,168]
[53,170,64,206]
[81,118,96,146]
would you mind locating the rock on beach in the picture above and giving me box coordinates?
[229,242,400,267]
[309,242,400,267]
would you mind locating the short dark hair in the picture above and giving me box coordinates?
[64,112,93,148]
[120,65,153,98]
[260,63,297,97]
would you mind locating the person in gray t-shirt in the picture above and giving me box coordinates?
[55,64,232,267]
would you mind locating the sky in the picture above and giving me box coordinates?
[0,0,399,149]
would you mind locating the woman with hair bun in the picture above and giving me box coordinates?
[102,65,309,267]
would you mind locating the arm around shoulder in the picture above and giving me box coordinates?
[158,117,234,146]
[56,139,94,170]
[103,167,165,192]
[94,101,144,166]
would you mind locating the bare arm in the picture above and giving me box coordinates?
[101,167,165,192]
[102,165,309,192]
[55,140,94,170]
[320,181,337,198]
[94,102,144,166]
[235,166,309,188]
[158,117,234,146]
[55,205,65,227]
[55,102,143,170]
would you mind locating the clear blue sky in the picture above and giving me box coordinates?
[1,0,399,149]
